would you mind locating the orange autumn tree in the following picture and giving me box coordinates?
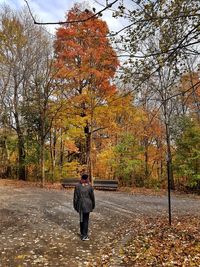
[54,4,119,181]
[94,96,165,186]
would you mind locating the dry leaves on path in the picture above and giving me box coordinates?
[107,215,200,266]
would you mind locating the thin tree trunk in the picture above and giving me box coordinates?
[40,139,45,187]
[86,130,92,183]
[59,128,64,179]
[89,130,93,185]
[144,138,149,179]
[50,129,56,178]
[18,134,26,180]
[14,90,26,180]
[40,114,46,186]
[164,113,175,190]
[2,136,11,178]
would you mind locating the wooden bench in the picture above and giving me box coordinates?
[61,178,118,191]
[93,179,118,190]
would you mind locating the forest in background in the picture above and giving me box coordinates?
[0,1,199,190]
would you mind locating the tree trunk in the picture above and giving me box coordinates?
[40,114,46,186]
[40,139,45,187]
[165,120,175,190]
[59,128,64,179]
[86,130,93,185]
[17,134,26,180]
[50,129,56,178]
[144,138,149,179]
[14,92,26,180]
[1,136,11,178]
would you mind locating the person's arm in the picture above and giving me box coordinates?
[73,186,79,212]
[90,187,95,210]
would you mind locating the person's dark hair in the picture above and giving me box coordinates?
[81,174,88,180]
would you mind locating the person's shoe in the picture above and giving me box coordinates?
[81,236,90,241]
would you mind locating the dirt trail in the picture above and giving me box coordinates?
[0,184,200,266]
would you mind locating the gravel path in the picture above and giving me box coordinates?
[0,185,200,267]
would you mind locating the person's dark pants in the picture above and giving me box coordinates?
[80,212,90,237]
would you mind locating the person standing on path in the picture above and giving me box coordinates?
[73,173,95,241]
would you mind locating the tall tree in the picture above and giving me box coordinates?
[54,3,119,181]
[114,0,200,189]
[0,6,56,183]
[0,7,31,180]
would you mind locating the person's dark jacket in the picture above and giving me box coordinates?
[73,183,95,213]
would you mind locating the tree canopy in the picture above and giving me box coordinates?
[0,1,199,190]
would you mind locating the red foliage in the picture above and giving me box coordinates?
[54,4,119,97]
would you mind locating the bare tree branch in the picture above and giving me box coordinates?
[116,40,200,59]
[24,0,119,25]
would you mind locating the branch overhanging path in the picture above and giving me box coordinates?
[24,0,200,42]
[109,18,200,102]
[24,0,200,108]
[24,0,119,25]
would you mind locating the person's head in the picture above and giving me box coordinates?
[81,174,89,180]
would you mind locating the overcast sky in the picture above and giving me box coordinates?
[0,0,129,35]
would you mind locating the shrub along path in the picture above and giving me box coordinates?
[0,180,199,266]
